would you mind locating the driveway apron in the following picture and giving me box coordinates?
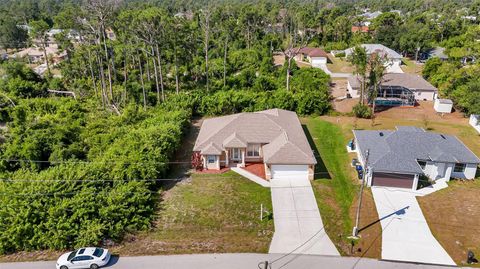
[371,187,455,265]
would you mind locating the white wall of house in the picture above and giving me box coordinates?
[347,81,360,98]
[452,163,478,179]
[203,155,220,170]
[470,114,480,134]
[413,90,436,101]
[421,161,477,181]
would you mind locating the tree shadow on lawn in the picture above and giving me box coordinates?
[161,117,202,191]
[302,124,331,180]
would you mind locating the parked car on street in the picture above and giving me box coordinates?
[56,247,110,269]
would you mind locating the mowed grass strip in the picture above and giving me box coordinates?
[303,117,382,258]
[150,171,273,254]
[302,117,356,253]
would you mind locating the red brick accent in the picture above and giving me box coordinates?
[242,163,267,180]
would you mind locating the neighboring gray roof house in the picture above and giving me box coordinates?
[345,44,402,60]
[353,126,480,175]
[194,109,317,165]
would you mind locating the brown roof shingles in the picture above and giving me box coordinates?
[194,109,317,165]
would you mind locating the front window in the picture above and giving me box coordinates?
[207,155,216,164]
[417,161,427,170]
[454,163,466,173]
[247,144,260,157]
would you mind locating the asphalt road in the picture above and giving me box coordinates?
[0,253,467,269]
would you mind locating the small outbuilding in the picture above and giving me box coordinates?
[434,98,453,113]
[469,114,480,134]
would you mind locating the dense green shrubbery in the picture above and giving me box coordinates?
[352,103,373,119]
[0,98,190,253]
[197,89,330,116]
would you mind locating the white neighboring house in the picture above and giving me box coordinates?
[470,114,480,134]
[344,44,402,71]
[352,126,480,190]
[434,98,453,113]
[294,47,329,68]
[347,73,438,101]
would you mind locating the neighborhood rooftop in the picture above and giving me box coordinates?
[353,126,480,174]
[348,73,438,92]
[193,109,316,165]
[345,44,402,59]
[296,47,329,58]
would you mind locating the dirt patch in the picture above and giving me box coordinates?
[418,180,480,266]
[330,79,348,98]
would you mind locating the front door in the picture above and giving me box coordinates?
[231,148,241,161]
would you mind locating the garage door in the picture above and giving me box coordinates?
[271,165,309,180]
[311,57,327,67]
[372,172,414,189]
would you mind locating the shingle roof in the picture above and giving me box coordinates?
[194,109,316,165]
[348,73,437,92]
[297,47,329,58]
[223,132,248,148]
[345,44,402,59]
[201,142,223,155]
[353,126,480,174]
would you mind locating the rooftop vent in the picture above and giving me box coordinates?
[379,132,384,137]
[440,134,446,139]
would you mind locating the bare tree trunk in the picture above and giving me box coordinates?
[223,35,228,87]
[174,44,179,94]
[286,57,291,91]
[87,48,98,97]
[42,40,51,76]
[155,43,165,102]
[101,25,114,102]
[137,50,147,111]
[123,47,128,103]
[150,46,161,103]
[145,48,151,81]
[96,52,108,108]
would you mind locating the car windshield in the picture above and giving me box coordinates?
[67,250,78,261]
[92,248,104,257]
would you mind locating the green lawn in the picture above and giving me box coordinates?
[302,117,356,254]
[327,57,355,73]
[112,171,274,256]
[302,117,382,257]
[401,57,423,74]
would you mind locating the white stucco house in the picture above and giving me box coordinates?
[347,73,438,101]
[294,47,329,68]
[345,44,403,72]
[193,109,317,181]
[352,126,480,190]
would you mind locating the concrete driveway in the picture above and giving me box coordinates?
[269,178,339,256]
[371,187,455,265]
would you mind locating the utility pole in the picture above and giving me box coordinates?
[353,149,369,237]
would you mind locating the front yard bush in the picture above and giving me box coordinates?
[352,103,373,119]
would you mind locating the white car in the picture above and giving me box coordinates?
[56,247,111,269]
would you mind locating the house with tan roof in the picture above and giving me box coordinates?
[294,47,330,67]
[193,109,317,180]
